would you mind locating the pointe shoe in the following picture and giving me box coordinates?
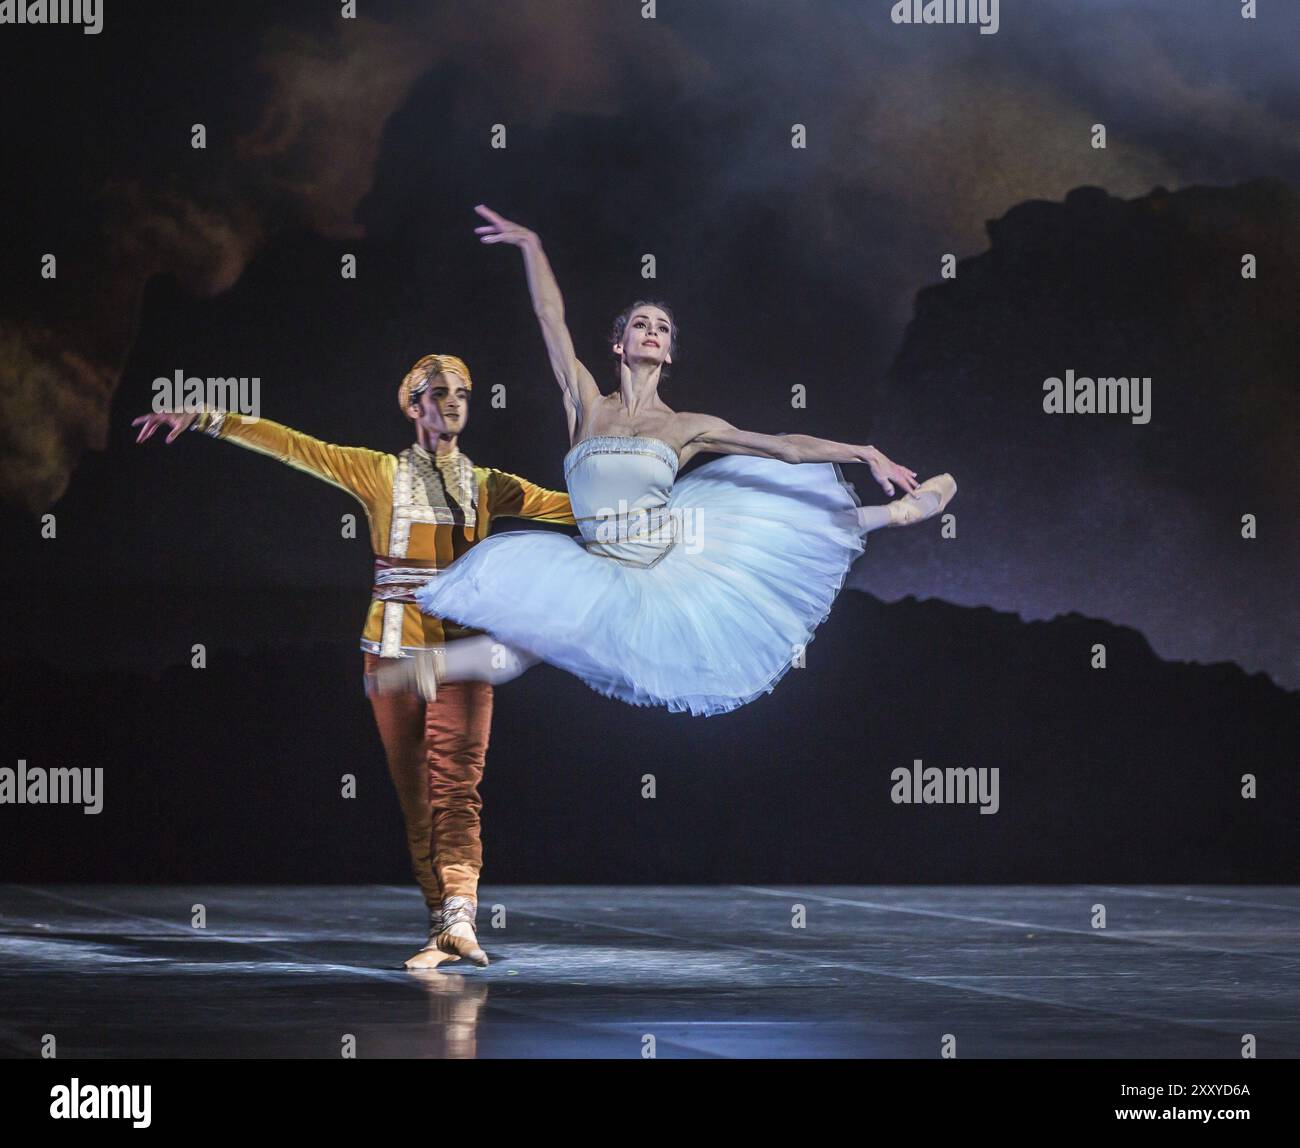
[886,473,957,527]
[365,650,441,700]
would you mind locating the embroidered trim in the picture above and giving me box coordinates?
[381,445,477,656]
[563,434,679,481]
[410,443,478,525]
[375,566,443,585]
[581,536,679,568]
[373,586,429,603]
[361,639,448,658]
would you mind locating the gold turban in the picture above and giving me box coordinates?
[399,354,473,416]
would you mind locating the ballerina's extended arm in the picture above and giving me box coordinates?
[473,204,601,442]
[680,414,920,498]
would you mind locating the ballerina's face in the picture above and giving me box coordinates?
[616,306,674,372]
[411,371,470,438]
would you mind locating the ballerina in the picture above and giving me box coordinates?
[369,205,956,716]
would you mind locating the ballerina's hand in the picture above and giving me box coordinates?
[473,204,536,247]
[865,447,919,498]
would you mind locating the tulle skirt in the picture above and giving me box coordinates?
[414,455,865,716]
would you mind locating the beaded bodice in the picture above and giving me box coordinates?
[563,435,682,568]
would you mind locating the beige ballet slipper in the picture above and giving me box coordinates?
[435,896,489,967]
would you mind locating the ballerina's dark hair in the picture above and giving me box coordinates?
[609,300,679,380]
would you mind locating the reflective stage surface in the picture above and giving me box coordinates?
[2,885,1298,1058]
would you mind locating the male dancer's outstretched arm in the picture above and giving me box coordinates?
[133,409,574,526]
[132,408,391,509]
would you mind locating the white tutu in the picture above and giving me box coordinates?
[414,435,865,716]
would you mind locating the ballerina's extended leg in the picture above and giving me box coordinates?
[858,472,957,534]
[366,636,540,701]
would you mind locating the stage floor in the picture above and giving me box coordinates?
[1,884,1297,1058]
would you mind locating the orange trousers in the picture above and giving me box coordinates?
[363,652,494,909]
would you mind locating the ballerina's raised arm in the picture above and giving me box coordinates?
[475,202,924,500]
[474,204,601,443]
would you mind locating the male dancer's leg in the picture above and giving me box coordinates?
[425,679,493,966]
[363,652,457,966]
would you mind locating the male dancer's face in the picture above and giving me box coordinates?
[409,371,470,448]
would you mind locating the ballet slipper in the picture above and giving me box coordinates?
[404,945,462,969]
[436,921,489,967]
[402,909,461,969]
[886,473,957,527]
[436,896,489,967]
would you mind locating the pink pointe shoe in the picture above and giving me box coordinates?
[886,473,957,527]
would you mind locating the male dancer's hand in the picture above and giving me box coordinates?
[132,410,197,443]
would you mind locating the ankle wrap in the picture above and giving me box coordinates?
[441,895,476,928]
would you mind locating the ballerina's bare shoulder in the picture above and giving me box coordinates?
[571,402,724,468]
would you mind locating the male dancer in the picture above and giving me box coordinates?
[132,355,573,969]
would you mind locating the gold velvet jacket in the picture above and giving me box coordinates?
[194,410,574,656]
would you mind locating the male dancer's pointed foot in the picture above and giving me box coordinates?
[404,945,462,969]
[886,473,957,527]
[403,910,459,968]
[436,895,489,966]
[436,921,489,967]
[366,650,442,701]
